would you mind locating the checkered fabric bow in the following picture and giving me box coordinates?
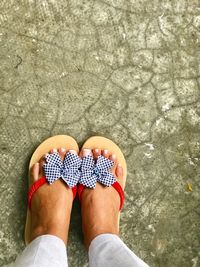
[44,152,82,188]
[79,155,116,188]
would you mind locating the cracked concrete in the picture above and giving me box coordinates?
[0,0,200,266]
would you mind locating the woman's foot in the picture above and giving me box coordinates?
[80,148,124,249]
[29,148,77,245]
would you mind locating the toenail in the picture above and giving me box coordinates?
[61,148,66,152]
[83,149,91,157]
[104,150,109,154]
[69,149,77,154]
[111,154,116,159]
[52,148,57,152]
[95,149,100,153]
[35,162,39,165]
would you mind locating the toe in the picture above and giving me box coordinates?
[102,149,109,158]
[32,162,40,182]
[109,153,117,164]
[93,149,101,159]
[58,147,67,160]
[30,156,46,187]
[50,148,57,154]
[69,149,77,155]
[115,164,123,180]
[82,148,92,158]
[39,158,46,176]
[58,147,66,155]
[109,154,117,174]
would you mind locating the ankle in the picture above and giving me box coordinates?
[83,224,119,248]
[30,222,69,245]
[81,189,120,249]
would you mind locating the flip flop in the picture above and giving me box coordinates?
[77,136,127,228]
[25,135,80,245]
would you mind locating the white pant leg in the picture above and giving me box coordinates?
[14,235,68,267]
[89,234,150,267]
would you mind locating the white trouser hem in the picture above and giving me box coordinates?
[89,234,150,267]
[14,234,68,267]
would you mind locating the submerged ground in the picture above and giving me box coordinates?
[0,0,199,266]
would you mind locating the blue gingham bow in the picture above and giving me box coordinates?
[44,152,81,187]
[79,155,116,188]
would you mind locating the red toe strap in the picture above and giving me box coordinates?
[28,176,77,209]
[28,176,46,209]
[77,184,85,201]
[77,181,125,211]
[72,186,77,200]
[112,181,125,211]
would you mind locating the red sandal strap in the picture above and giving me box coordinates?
[112,181,125,211]
[72,186,77,200]
[77,181,125,211]
[28,176,46,209]
[28,176,77,209]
